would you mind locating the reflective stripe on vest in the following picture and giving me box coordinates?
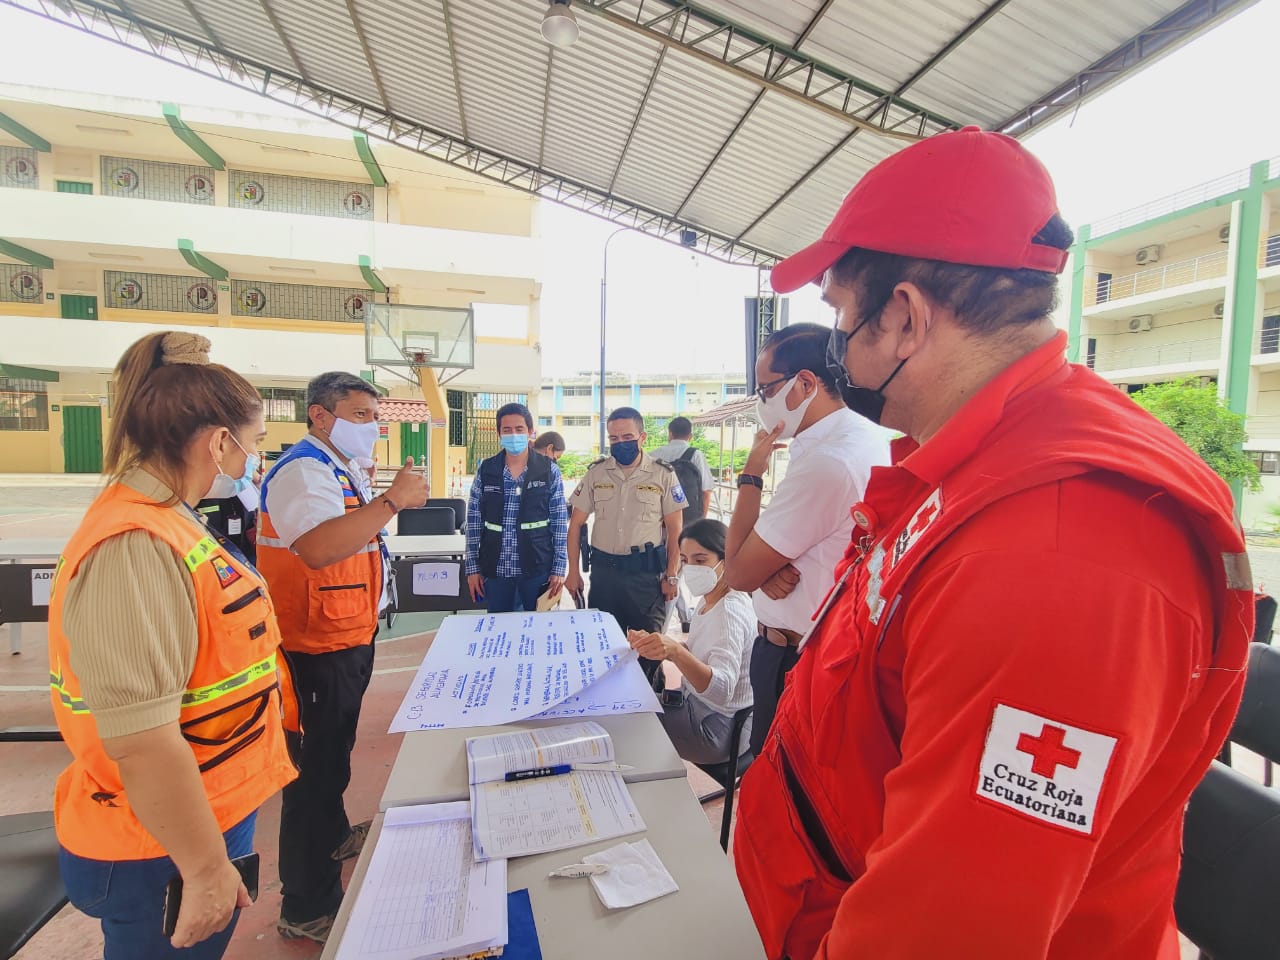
[182,653,278,707]
[50,666,86,714]
[51,652,280,714]
[483,519,550,533]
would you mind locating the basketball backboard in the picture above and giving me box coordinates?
[365,303,475,371]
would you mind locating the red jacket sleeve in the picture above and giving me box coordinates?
[816,534,1211,957]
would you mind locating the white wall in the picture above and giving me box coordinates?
[0,314,365,381]
[4,189,538,281]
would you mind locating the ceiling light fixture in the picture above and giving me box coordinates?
[540,0,579,47]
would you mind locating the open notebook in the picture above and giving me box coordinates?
[466,722,646,860]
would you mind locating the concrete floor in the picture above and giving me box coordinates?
[0,474,1257,959]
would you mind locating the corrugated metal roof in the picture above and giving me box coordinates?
[17,0,1257,265]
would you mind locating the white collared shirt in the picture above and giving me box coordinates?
[263,436,389,612]
[751,407,891,632]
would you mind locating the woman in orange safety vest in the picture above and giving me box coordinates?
[47,331,297,959]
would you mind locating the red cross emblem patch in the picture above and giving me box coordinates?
[892,487,943,565]
[975,704,1117,836]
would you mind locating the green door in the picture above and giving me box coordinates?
[400,421,428,464]
[56,180,93,194]
[60,294,98,320]
[63,405,103,474]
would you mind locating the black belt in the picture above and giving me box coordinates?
[590,546,665,573]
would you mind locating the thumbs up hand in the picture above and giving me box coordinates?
[388,457,429,509]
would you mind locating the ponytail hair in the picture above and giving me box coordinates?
[104,332,262,497]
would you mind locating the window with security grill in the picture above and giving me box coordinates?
[447,390,466,447]
[0,263,43,303]
[0,146,39,189]
[562,416,593,427]
[228,169,375,220]
[561,385,592,397]
[0,378,49,431]
[230,279,370,323]
[725,384,748,396]
[103,270,219,313]
[1250,451,1280,476]
[259,387,307,422]
[100,155,215,204]
[445,390,529,470]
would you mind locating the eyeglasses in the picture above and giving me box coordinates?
[754,374,793,401]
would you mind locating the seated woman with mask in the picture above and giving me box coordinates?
[628,518,754,764]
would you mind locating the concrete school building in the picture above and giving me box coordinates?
[1064,155,1280,529]
[0,84,543,494]
[538,371,750,452]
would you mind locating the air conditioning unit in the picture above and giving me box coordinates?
[1214,301,1226,318]
[1128,315,1154,333]
[1136,245,1162,265]
[1219,224,1231,243]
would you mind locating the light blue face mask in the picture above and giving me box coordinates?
[500,433,530,455]
[207,433,259,500]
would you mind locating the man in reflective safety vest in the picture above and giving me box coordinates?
[465,401,568,612]
[259,371,427,942]
[733,127,1252,959]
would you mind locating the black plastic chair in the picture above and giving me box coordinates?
[694,705,754,853]
[1177,643,1280,959]
[425,498,467,532]
[0,727,67,960]
[397,507,458,536]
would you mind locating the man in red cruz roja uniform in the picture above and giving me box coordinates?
[732,125,1252,959]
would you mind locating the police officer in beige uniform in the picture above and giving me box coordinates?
[566,407,685,683]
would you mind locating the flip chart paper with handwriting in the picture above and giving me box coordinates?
[388,610,657,732]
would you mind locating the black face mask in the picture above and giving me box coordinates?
[827,322,907,426]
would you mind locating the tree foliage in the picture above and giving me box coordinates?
[555,415,752,479]
[1130,377,1261,492]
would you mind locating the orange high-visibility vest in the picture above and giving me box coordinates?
[48,481,298,861]
[258,438,383,654]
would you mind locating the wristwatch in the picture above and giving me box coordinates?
[664,575,679,585]
[737,473,764,489]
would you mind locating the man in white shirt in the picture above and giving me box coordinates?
[650,416,715,522]
[259,371,428,942]
[724,323,890,755]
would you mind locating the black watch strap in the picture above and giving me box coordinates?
[737,473,764,489]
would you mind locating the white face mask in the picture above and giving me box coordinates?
[327,416,379,461]
[681,561,721,598]
[755,375,816,440]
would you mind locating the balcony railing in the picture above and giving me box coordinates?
[1090,169,1254,238]
[1086,250,1228,306]
[1259,235,1280,270]
[1087,336,1220,373]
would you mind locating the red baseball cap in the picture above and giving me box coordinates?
[770,126,1068,293]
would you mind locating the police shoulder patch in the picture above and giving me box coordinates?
[671,484,687,504]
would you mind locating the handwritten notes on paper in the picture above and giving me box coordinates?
[334,803,507,960]
[389,610,660,733]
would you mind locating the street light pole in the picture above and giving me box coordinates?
[599,226,630,455]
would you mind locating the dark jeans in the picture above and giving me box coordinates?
[590,565,666,682]
[59,813,256,960]
[278,639,374,922]
[484,572,550,613]
[748,636,800,756]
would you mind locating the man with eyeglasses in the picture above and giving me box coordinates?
[723,323,890,755]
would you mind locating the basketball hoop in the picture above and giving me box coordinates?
[411,349,432,365]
